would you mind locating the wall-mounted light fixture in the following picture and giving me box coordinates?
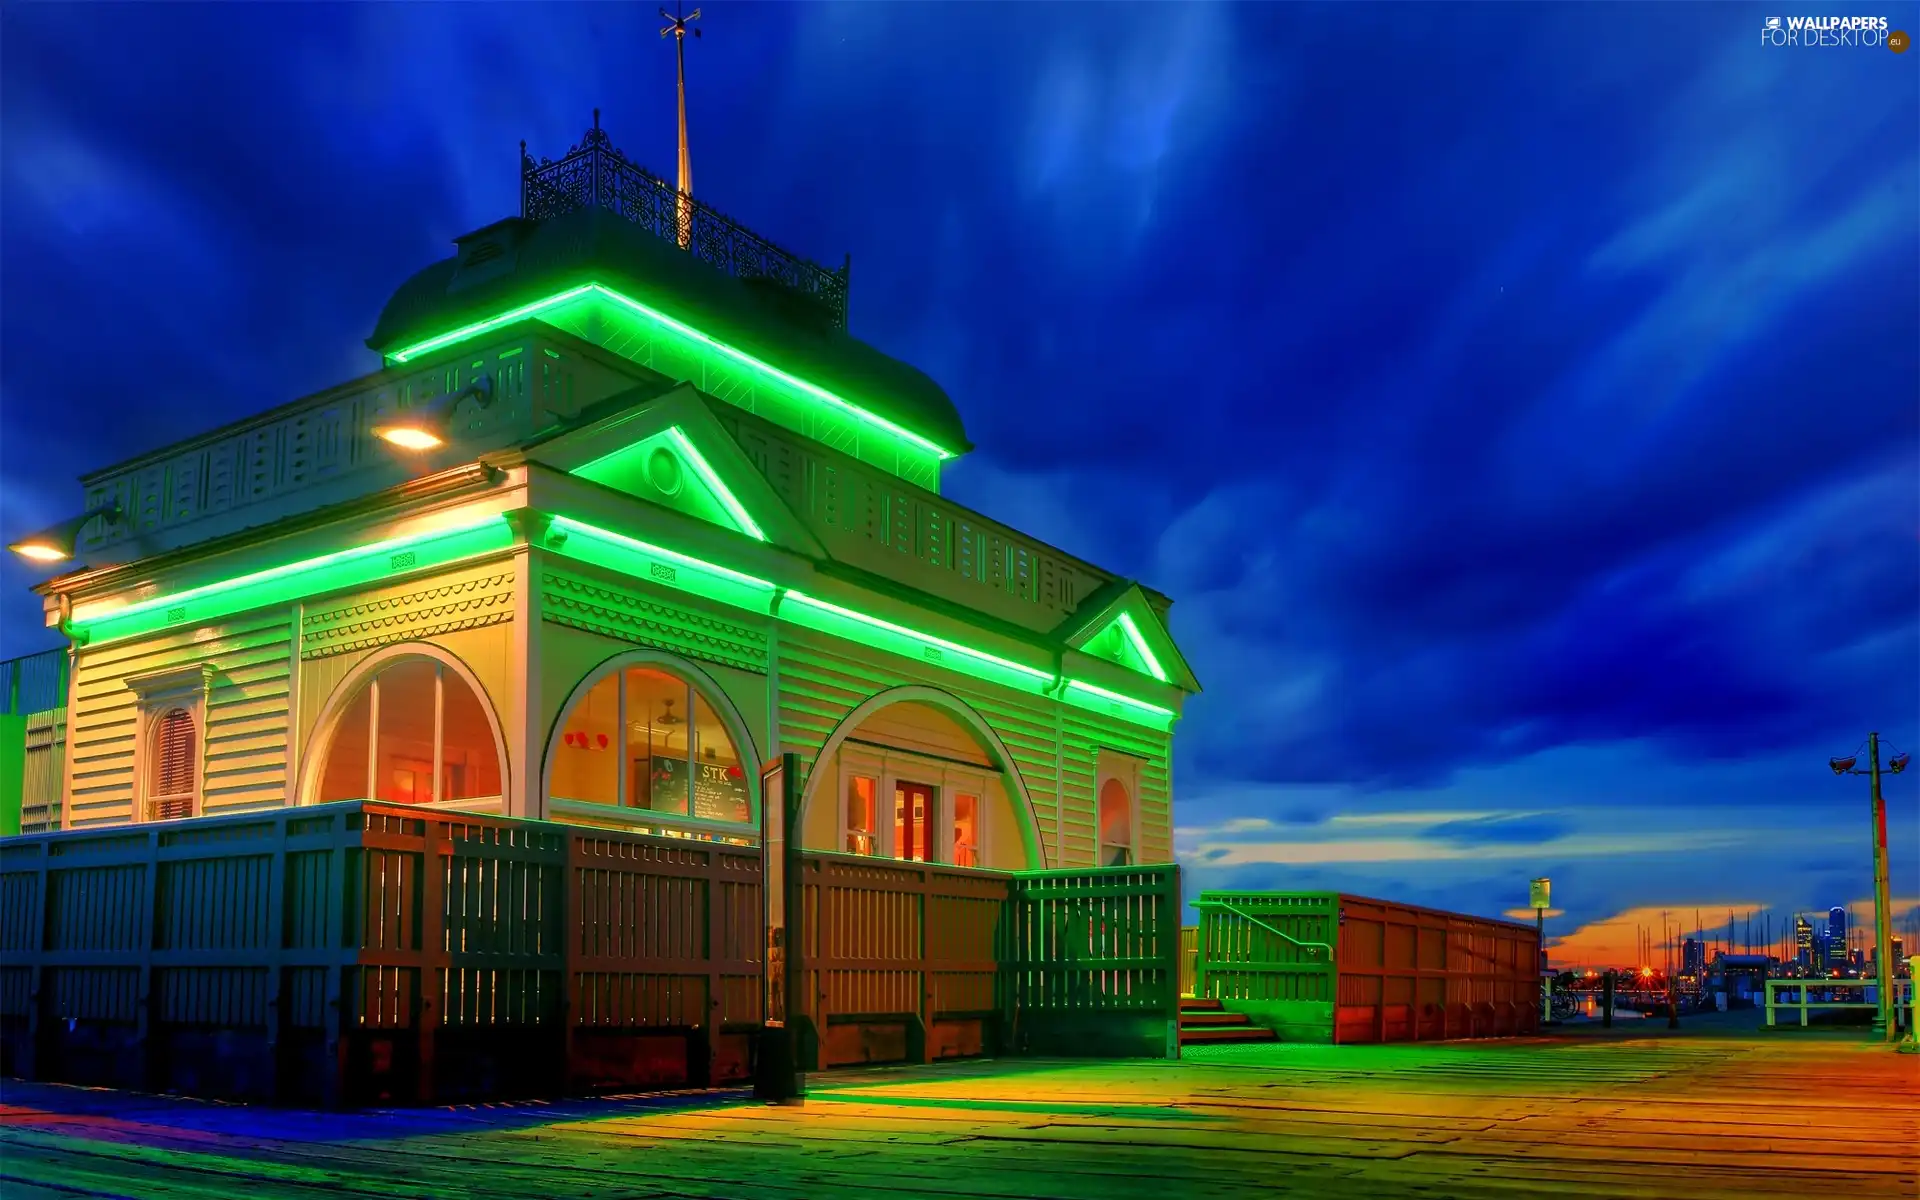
[8,498,123,564]
[372,375,496,451]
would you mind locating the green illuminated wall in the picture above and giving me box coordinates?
[388,284,948,492]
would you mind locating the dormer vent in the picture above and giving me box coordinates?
[448,217,535,293]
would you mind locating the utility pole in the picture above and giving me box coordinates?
[1830,733,1909,1042]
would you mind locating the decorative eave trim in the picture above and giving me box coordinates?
[124,663,215,702]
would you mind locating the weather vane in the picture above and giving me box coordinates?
[661,1,702,249]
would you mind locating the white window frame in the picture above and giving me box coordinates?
[126,664,213,823]
[545,657,757,843]
[1093,748,1142,867]
[307,652,508,813]
[836,743,990,867]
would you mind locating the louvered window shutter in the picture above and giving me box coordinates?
[151,708,197,821]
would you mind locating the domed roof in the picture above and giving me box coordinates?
[367,203,971,456]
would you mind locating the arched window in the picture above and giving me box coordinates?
[1098,777,1133,867]
[315,654,503,807]
[548,659,751,836]
[149,708,198,821]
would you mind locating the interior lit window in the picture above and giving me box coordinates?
[690,688,748,823]
[551,673,619,806]
[845,774,877,855]
[1098,777,1133,867]
[893,780,934,863]
[951,792,978,868]
[315,655,502,806]
[550,659,751,829]
[627,667,689,815]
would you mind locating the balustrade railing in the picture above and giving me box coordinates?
[522,118,850,331]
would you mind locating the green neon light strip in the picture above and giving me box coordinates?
[666,427,766,541]
[784,590,1057,695]
[1063,678,1177,729]
[70,514,514,645]
[547,521,1171,726]
[1114,612,1170,683]
[546,515,778,615]
[386,282,958,460]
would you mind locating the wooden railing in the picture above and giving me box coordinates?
[795,852,1010,1068]
[1196,891,1541,1044]
[0,802,761,1104]
[1,806,1182,1103]
[1179,925,1198,997]
[1003,865,1184,1058]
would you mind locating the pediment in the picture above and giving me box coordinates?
[1056,581,1200,692]
[524,383,824,557]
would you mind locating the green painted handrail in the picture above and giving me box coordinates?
[1192,898,1335,958]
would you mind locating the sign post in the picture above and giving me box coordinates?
[1530,878,1551,1025]
[755,753,804,1104]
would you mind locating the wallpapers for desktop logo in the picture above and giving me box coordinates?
[1760,14,1905,49]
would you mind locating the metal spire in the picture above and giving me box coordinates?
[661,1,702,249]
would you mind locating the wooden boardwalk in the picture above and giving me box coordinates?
[2,1025,1916,1199]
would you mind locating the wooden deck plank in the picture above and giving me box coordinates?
[3,1024,1916,1199]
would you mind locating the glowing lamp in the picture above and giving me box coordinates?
[373,376,495,452]
[8,499,123,565]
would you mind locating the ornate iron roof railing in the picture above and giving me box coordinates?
[521,118,850,331]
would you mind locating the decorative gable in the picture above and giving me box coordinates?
[524,382,823,558]
[574,426,765,541]
[1081,612,1166,681]
[1058,582,1200,692]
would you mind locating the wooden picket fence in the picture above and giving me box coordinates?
[0,802,1181,1104]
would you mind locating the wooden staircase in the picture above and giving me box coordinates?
[1178,997,1277,1046]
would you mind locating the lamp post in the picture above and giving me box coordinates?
[1530,877,1551,1025]
[1829,733,1908,1043]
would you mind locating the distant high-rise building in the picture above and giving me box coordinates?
[1683,938,1705,977]
[1894,937,1908,978]
[1827,907,1848,969]
[1795,916,1813,967]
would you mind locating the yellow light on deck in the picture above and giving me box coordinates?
[10,540,70,563]
[373,423,448,451]
[7,499,122,566]
[372,376,494,454]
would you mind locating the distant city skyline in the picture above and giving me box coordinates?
[1547,897,1920,970]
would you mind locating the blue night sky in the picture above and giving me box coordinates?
[2,3,1915,965]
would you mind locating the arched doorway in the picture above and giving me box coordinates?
[302,645,507,810]
[797,685,1044,870]
[541,648,761,843]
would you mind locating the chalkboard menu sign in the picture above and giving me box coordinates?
[647,756,750,823]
